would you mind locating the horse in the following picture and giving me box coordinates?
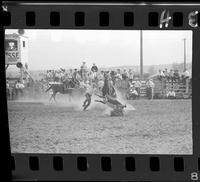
[45,82,85,102]
[95,73,126,116]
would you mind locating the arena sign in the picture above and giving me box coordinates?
[5,38,20,64]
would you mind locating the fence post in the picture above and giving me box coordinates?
[186,78,189,93]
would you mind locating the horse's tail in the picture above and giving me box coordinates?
[45,84,53,92]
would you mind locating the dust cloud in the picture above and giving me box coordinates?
[12,86,136,116]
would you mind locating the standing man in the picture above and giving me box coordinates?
[91,63,98,82]
[182,68,190,84]
[91,63,98,73]
[146,79,155,100]
[116,69,122,81]
[134,77,142,99]
[128,69,134,82]
[81,61,87,81]
[15,79,25,98]
[6,80,12,100]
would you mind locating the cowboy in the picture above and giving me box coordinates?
[91,63,98,73]
[81,61,88,81]
[82,81,96,111]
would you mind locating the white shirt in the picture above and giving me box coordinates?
[134,81,141,88]
[183,70,190,77]
[146,81,155,88]
[16,83,24,89]
[159,71,165,77]
[167,91,176,97]
[130,88,138,95]
[85,84,95,95]
[116,73,122,80]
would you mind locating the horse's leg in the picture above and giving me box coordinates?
[83,96,91,110]
[53,93,57,102]
[95,100,105,104]
[49,92,54,102]
[49,95,53,102]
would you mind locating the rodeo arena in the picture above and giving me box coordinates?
[6,30,192,154]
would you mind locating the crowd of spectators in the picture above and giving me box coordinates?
[43,62,136,85]
[6,62,192,100]
[157,68,191,84]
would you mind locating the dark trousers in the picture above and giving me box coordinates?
[83,93,91,110]
[16,89,23,98]
[146,87,153,99]
[135,87,140,99]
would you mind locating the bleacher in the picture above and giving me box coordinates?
[153,78,192,99]
[115,78,192,99]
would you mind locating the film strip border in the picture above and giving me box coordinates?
[11,154,200,181]
[3,2,200,181]
[2,4,200,29]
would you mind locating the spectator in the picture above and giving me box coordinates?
[15,80,25,98]
[164,68,169,78]
[173,69,180,81]
[76,71,82,82]
[134,78,142,99]
[91,63,98,73]
[6,80,12,99]
[82,61,87,71]
[169,69,174,80]
[146,79,155,99]
[158,69,165,80]
[81,61,87,80]
[54,70,60,82]
[80,66,84,79]
[182,68,190,82]
[129,85,138,100]
[128,69,134,82]
[166,88,176,99]
[60,69,65,79]
[110,71,116,85]
[183,68,190,78]
[121,69,128,80]
[116,69,122,80]
[68,69,73,79]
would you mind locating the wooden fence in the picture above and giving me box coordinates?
[115,78,192,99]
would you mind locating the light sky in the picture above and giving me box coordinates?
[5,29,192,70]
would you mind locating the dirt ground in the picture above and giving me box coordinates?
[8,98,192,154]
